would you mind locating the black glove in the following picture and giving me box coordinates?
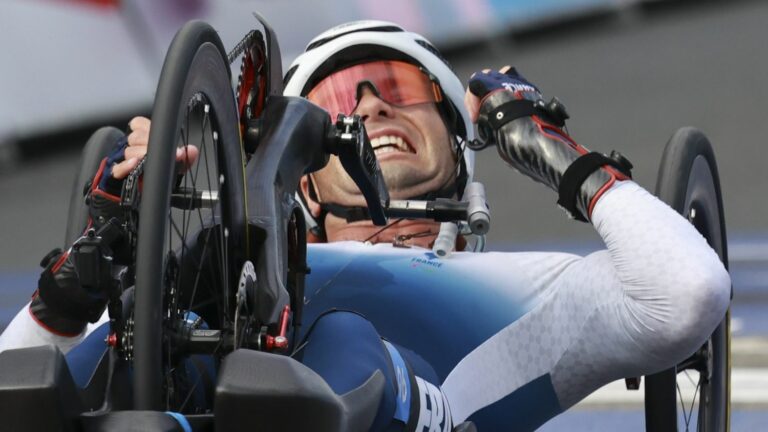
[469,68,630,221]
[29,137,131,335]
[31,246,110,335]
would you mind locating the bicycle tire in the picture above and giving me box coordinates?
[645,127,731,432]
[132,21,247,411]
[64,126,124,247]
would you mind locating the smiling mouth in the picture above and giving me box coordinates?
[370,135,415,157]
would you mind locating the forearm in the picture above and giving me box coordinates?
[591,180,730,357]
[547,180,730,408]
[0,302,109,355]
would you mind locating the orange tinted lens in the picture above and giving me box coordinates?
[306,60,442,119]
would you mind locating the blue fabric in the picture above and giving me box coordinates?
[165,411,192,432]
[382,341,410,424]
[65,322,109,388]
[98,135,128,191]
[468,373,562,431]
[468,68,540,99]
[65,316,214,413]
[298,311,398,432]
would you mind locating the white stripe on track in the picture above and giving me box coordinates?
[574,368,768,409]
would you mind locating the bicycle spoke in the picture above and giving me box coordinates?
[162,98,229,411]
[676,369,705,432]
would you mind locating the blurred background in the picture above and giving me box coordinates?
[0,0,766,429]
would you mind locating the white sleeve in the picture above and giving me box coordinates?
[443,180,731,422]
[547,180,731,406]
[0,303,110,355]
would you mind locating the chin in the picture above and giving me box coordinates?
[385,177,450,200]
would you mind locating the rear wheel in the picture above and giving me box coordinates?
[131,21,248,411]
[645,127,731,432]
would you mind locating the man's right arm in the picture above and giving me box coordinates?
[0,118,152,354]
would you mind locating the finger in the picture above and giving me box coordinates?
[127,129,149,148]
[128,116,151,134]
[111,157,140,180]
[124,145,147,160]
[464,88,480,123]
[499,65,512,74]
[482,68,491,74]
[175,145,200,172]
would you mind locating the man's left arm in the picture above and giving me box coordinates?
[445,68,731,420]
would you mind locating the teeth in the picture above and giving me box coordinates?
[395,136,404,151]
[374,146,397,156]
[371,135,410,153]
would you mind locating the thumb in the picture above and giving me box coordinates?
[111,157,140,180]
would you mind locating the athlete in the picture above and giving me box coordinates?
[0,21,730,431]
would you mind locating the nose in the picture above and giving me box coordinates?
[354,85,394,122]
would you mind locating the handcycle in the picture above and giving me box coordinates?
[0,14,729,432]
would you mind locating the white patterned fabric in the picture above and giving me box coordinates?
[441,181,730,423]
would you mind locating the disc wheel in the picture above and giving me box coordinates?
[131,21,248,411]
[645,127,731,432]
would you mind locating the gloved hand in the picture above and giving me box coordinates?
[28,118,146,336]
[465,67,631,222]
[30,244,113,336]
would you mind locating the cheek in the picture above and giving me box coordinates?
[313,156,350,192]
[420,120,455,166]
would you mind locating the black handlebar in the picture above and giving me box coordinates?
[325,114,390,226]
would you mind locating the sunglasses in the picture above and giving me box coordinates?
[306,60,443,119]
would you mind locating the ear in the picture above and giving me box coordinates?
[300,175,322,218]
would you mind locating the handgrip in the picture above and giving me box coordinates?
[466,182,490,235]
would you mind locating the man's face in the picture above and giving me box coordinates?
[310,87,457,207]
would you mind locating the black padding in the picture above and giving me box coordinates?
[321,202,371,222]
[487,100,539,130]
[215,349,384,432]
[80,411,184,432]
[0,345,83,432]
[557,152,630,222]
[339,372,387,432]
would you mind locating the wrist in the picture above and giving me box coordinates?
[29,293,87,337]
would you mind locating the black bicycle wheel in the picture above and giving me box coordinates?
[132,21,247,411]
[645,127,731,432]
[64,126,124,247]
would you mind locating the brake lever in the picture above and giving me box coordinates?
[327,114,389,225]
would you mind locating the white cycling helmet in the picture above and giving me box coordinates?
[284,20,475,187]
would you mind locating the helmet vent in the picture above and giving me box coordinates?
[307,26,403,51]
[414,39,453,70]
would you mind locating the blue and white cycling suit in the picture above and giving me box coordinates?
[0,181,731,431]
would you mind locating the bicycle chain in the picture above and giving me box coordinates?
[112,156,145,361]
[227,30,257,65]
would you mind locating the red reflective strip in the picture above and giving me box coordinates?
[92,187,121,203]
[51,250,70,274]
[90,157,121,202]
[589,177,616,217]
[92,158,108,193]
[28,303,82,338]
